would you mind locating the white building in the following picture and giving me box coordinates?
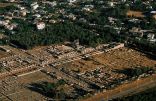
[122,0,127,3]
[20,10,27,16]
[109,2,114,7]
[5,25,14,30]
[43,1,57,7]
[5,0,15,2]
[147,33,156,42]
[68,13,76,20]
[36,22,45,30]
[68,0,77,3]
[31,2,39,10]
[33,14,41,18]
[150,11,156,14]
[0,20,10,26]
[147,33,155,40]
[5,23,18,31]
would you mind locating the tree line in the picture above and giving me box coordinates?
[5,19,122,49]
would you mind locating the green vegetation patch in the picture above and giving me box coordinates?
[8,20,121,49]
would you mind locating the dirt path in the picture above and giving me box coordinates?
[83,74,156,101]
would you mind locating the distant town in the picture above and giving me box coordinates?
[0,0,156,101]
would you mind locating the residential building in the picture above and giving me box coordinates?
[36,22,45,30]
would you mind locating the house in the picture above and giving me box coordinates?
[42,1,57,7]
[31,2,39,10]
[147,33,155,39]
[82,7,91,12]
[68,13,76,20]
[5,23,18,31]
[150,11,156,14]
[0,20,10,26]
[147,33,156,42]
[82,5,94,12]
[20,10,27,17]
[108,17,117,24]
[36,22,45,30]
[129,27,145,38]
[108,2,115,7]
[0,34,7,39]
[33,14,41,18]
[79,18,87,23]
[5,25,14,30]
[5,0,15,2]
[68,0,77,3]
[49,20,57,24]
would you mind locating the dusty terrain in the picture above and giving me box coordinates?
[0,47,156,101]
[127,10,145,18]
[0,3,12,8]
[83,73,156,101]
[58,48,156,73]
[0,51,10,58]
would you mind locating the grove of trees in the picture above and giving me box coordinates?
[7,19,122,49]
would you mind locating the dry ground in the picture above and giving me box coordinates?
[1,70,74,101]
[83,74,156,101]
[0,50,10,58]
[1,47,156,101]
[59,47,156,73]
[126,10,156,20]
[93,48,156,69]
[0,3,12,8]
[126,10,145,18]
[0,71,56,101]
